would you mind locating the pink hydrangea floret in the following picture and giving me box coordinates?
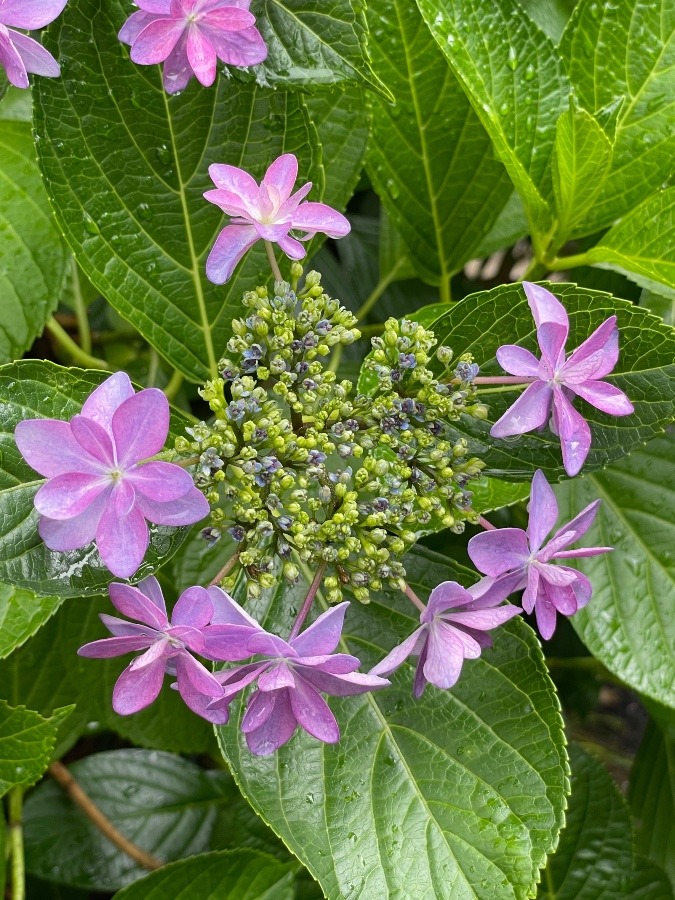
[0,0,67,88]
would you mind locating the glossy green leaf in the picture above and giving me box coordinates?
[24,750,230,891]
[630,720,675,888]
[415,0,569,240]
[540,743,673,899]
[366,0,514,289]
[243,0,388,98]
[34,0,323,383]
[0,86,31,122]
[642,289,675,326]
[0,119,68,363]
[0,584,62,660]
[0,701,71,796]
[554,432,675,708]
[218,547,568,900]
[583,187,675,299]
[0,361,195,597]
[560,0,675,234]
[470,478,530,515]
[552,102,613,242]
[420,283,675,479]
[112,850,296,900]
[472,191,528,260]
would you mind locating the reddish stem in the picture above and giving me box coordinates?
[208,551,241,587]
[403,583,426,613]
[478,515,497,531]
[288,563,327,640]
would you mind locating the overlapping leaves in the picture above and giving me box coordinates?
[0,701,71,796]
[218,547,568,900]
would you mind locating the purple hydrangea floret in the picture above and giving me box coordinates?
[0,0,67,88]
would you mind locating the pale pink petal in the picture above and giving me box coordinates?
[277,182,313,217]
[425,581,473,618]
[172,585,213,628]
[0,27,27,88]
[527,469,558,553]
[523,282,569,331]
[135,0,171,14]
[561,317,619,382]
[112,658,165,714]
[253,221,291,242]
[495,345,541,377]
[126,461,194,501]
[205,224,258,284]
[77,635,155,658]
[291,202,351,239]
[15,419,102,478]
[300,668,389,697]
[112,388,169,466]
[423,623,467,689]
[276,233,306,259]
[175,653,223,697]
[537,322,568,375]
[467,528,529,577]
[535,562,578,587]
[521,565,540,615]
[554,546,611,559]
[130,17,185,64]
[203,188,255,219]
[262,154,298,204]
[467,572,525,607]
[0,0,68,29]
[207,163,259,201]
[134,487,210,526]
[534,597,558,640]
[99,615,155,637]
[162,32,192,93]
[138,576,167,616]
[119,10,156,45]
[290,601,348,657]
[490,380,553,437]
[7,31,60,77]
[186,25,217,85]
[168,624,204,654]
[109,581,168,629]
[82,372,134,431]
[572,572,593,609]
[568,380,634,416]
[207,586,260,628]
[447,605,521,630]
[553,387,592,477]
[38,491,109,552]
[96,484,149,579]
[550,499,600,548]
[34,472,108,520]
[202,6,255,30]
[246,690,298,756]
[295,654,359,675]
[369,628,426,678]
[70,415,115,466]
[545,582,578,616]
[206,23,267,66]
[289,676,339,744]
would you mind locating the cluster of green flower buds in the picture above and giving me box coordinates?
[175,270,486,602]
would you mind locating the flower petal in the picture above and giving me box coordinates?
[205,224,259,284]
[258,662,295,692]
[162,31,192,93]
[247,631,295,658]
[447,605,521,631]
[424,581,474,619]
[537,322,568,375]
[423,622,468,690]
[109,581,168,629]
[127,461,195,501]
[175,677,231,724]
[490,380,553,437]
[263,154,297,204]
[112,388,170,466]
[534,597,558,640]
[0,0,68,29]
[118,10,156,45]
[34,472,108,520]
[186,25,217,86]
[172,585,213,628]
[200,623,259,661]
[77,635,155,658]
[7,31,60,77]
[138,576,167,616]
[521,565,539,615]
[369,627,426,677]
[523,281,569,331]
[207,585,260,628]
[70,415,115,466]
[0,27,28,88]
[301,668,390,697]
[202,6,256,31]
[130,16,185,64]
[276,233,306,260]
[561,317,619,382]
[134,487,210,526]
[245,690,298,756]
[206,22,267,66]
[291,202,351,239]
[112,657,165,714]
[14,419,102,478]
[175,652,223,697]
[81,372,134,431]
[38,491,109,552]
[568,379,634,416]
[241,688,277,732]
[289,675,340,744]
[550,498,600,549]
[95,485,149,579]
[526,469,558,553]
[467,528,529,577]
[207,163,259,201]
[495,344,541,377]
[552,387,592,477]
[290,601,348,657]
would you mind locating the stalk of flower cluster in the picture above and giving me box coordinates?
[477,515,497,531]
[264,240,283,283]
[8,787,25,900]
[208,551,241,587]
[403,583,426,613]
[288,562,328,640]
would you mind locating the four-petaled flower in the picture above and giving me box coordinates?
[491,282,634,476]
[15,372,209,578]
[370,580,521,696]
[0,0,67,88]
[119,0,267,95]
[204,153,351,284]
[78,577,227,721]
[467,469,612,639]
[208,602,389,755]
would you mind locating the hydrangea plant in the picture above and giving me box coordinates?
[0,0,674,898]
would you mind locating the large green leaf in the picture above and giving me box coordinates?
[630,720,675,888]
[554,432,675,708]
[218,547,568,900]
[583,188,675,299]
[112,850,296,900]
[560,0,675,234]
[420,283,675,479]
[0,584,62,660]
[0,119,68,363]
[0,701,71,796]
[540,744,673,899]
[366,0,513,289]
[0,361,195,596]
[24,750,230,891]
[34,0,323,383]
[415,0,569,241]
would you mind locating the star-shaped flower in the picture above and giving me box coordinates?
[208,602,388,755]
[370,580,521,697]
[0,0,67,88]
[467,469,612,639]
[119,0,267,94]
[490,282,633,476]
[204,153,351,284]
[15,372,209,578]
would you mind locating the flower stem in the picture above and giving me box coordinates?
[208,550,241,587]
[163,369,184,401]
[47,761,162,871]
[288,562,327,640]
[478,515,497,531]
[355,261,406,322]
[545,251,593,271]
[403,583,426,613]
[471,376,536,385]
[69,259,92,354]
[264,241,283,283]
[8,787,25,900]
[45,318,111,370]
[519,257,549,281]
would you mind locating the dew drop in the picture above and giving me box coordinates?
[506,47,518,71]
[83,212,100,235]
[137,202,152,221]
[524,63,536,81]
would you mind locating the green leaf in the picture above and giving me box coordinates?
[243,0,389,99]
[366,0,514,289]
[415,0,569,241]
[0,583,63,660]
[0,120,68,363]
[472,191,528,260]
[0,805,5,897]
[0,86,32,123]
[560,0,675,234]
[583,187,675,299]
[0,361,194,597]
[630,720,675,889]
[112,850,296,900]
[554,432,675,708]
[641,289,675,327]
[552,101,613,243]
[540,743,673,899]
[469,478,530,515]
[420,283,675,479]
[34,0,323,383]
[0,701,71,796]
[24,750,231,892]
[218,546,568,900]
